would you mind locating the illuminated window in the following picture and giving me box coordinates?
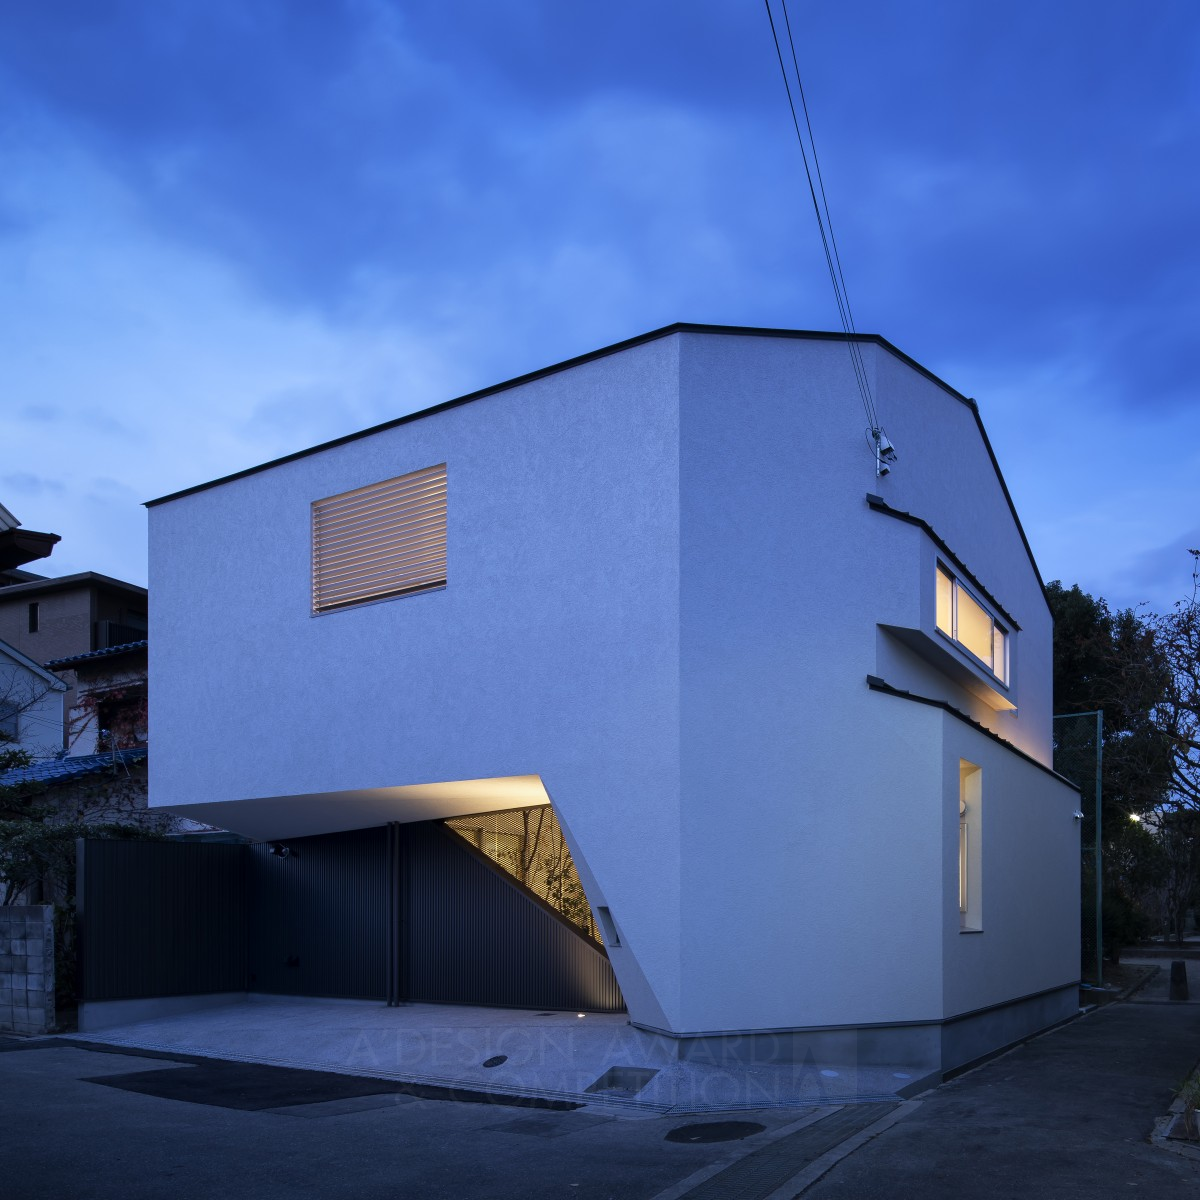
[959,760,982,930]
[936,565,1009,684]
[312,463,447,614]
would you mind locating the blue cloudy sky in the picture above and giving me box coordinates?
[0,1,1197,613]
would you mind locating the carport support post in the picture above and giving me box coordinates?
[387,822,403,1006]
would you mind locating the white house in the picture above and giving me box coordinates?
[0,637,66,761]
[143,324,1080,1075]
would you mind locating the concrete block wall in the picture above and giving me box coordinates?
[0,905,55,1034]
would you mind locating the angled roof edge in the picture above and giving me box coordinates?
[147,324,966,507]
[0,571,147,600]
[0,637,69,690]
[142,321,1049,611]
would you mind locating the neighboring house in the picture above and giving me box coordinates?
[0,500,60,587]
[0,638,66,761]
[132,324,1079,1076]
[45,641,148,757]
[0,572,148,749]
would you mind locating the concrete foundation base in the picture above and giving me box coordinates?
[634,984,1081,1078]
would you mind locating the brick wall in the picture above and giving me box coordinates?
[0,905,55,1034]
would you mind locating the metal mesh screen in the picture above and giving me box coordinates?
[1054,711,1102,979]
[444,806,600,944]
[1053,713,1100,852]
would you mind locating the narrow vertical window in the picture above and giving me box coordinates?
[312,463,447,613]
[28,602,39,633]
[959,759,982,930]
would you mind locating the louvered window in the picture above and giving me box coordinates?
[312,463,447,613]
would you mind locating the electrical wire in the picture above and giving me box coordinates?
[764,0,879,434]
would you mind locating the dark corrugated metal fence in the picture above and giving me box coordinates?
[79,817,624,1013]
[78,839,247,1001]
[247,827,390,1000]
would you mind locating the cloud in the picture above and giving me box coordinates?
[0,0,1196,609]
[1,472,65,497]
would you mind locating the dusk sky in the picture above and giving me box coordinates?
[1,1,1196,614]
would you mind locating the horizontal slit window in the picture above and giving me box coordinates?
[936,563,1009,685]
[313,463,446,613]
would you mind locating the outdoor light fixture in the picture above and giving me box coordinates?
[577,1013,585,1019]
[1073,811,1085,821]
[1129,813,1142,823]
[269,843,294,858]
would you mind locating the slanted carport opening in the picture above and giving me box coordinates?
[79,777,624,1027]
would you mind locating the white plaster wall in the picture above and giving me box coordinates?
[150,327,1074,1037]
[151,336,684,1025]
[940,714,1081,1017]
[868,350,1055,762]
[674,331,1069,1032]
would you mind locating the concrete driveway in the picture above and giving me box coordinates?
[2,996,1199,1200]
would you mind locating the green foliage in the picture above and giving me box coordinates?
[0,812,158,905]
[1153,550,1200,812]
[1047,581,1173,819]
[0,745,34,773]
[1050,581,1175,959]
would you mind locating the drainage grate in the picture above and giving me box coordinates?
[482,1055,508,1069]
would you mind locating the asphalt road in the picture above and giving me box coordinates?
[803,1001,1200,1200]
[1,998,1198,1200]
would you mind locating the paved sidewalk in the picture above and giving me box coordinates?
[801,1001,1200,1199]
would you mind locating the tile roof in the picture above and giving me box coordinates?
[45,640,148,668]
[0,745,147,787]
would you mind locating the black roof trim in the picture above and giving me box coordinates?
[865,674,1078,790]
[865,494,1021,631]
[964,400,1051,611]
[145,324,973,508]
[0,571,147,600]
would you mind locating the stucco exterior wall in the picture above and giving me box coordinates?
[148,326,1079,1045]
[151,335,684,1025]
[672,332,1075,1033]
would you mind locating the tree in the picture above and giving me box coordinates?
[1047,581,1173,821]
[1047,581,1174,966]
[1154,550,1200,812]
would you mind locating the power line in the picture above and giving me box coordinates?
[764,0,880,437]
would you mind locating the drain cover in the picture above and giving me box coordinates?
[482,1055,508,1069]
[665,1121,766,1144]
